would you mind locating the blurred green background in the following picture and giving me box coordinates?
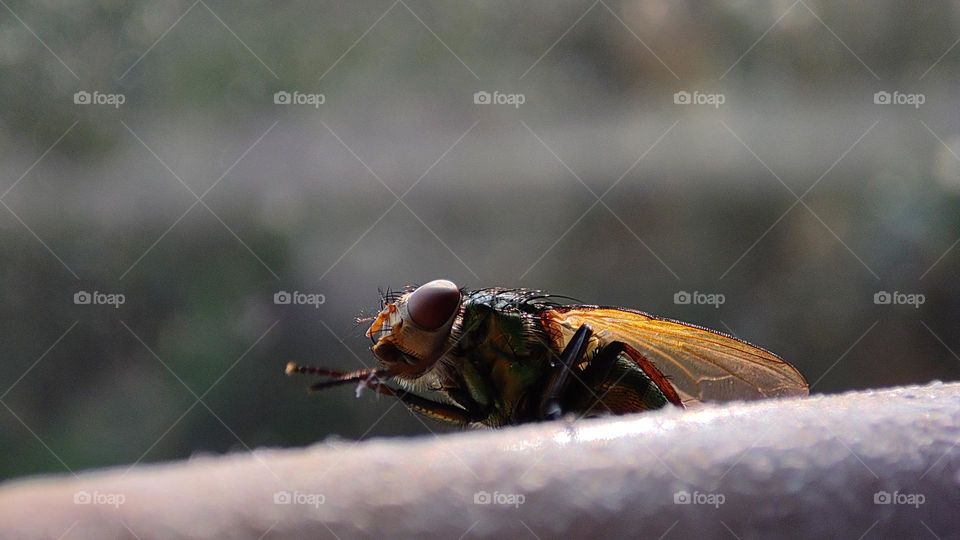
[2,0,960,480]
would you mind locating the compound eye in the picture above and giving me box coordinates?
[406,279,461,330]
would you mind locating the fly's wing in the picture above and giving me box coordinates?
[621,343,684,407]
[542,307,808,405]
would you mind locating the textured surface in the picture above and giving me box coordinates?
[1,382,958,539]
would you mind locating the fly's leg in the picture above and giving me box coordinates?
[365,382,480,426]
[287,362,484,426]
[538,324,593,421]
[566,341,625,415]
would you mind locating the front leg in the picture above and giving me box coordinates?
[288,362,487,426]
[365,381,485,426]
[538,324,593,420]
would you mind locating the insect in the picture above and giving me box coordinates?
[286,279,808,427]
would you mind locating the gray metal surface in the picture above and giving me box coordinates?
[1,382,957,539]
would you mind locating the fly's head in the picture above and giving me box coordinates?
[366,279,462,380]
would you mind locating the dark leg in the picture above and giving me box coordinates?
[566,341,624,415]
[286,361,481,426]
[366,382,480,426]
[538,324,593,421]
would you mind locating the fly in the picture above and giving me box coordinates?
[286,279,808,427]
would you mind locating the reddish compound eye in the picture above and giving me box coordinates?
[407,279,461,330]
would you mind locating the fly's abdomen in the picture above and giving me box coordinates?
[565,356,672,415]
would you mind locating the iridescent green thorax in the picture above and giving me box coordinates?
[431,289,672,425]
[438,289,559,426]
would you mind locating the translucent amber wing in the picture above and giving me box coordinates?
[544,308,808,405]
